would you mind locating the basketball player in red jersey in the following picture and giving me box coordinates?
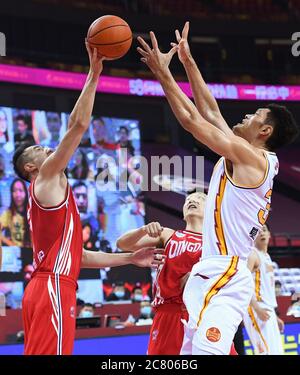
[117,193,237,355]
[12,44,164,355]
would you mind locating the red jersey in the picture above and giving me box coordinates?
[27,180,83,283]
[152,230,202,308]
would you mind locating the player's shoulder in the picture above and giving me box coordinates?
[162,227,175,237]
[249,247,260,261]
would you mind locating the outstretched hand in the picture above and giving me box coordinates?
[137,31,177,75]
[131,247,166,269]
[171,21,192,64]
[85,40,105,77]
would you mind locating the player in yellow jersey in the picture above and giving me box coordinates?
[137,22,299,354]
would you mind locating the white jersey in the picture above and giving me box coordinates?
[244,248,282,354]
[253,248,277,308]
[203,151,279,260]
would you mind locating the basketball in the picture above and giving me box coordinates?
[87,15,132,59]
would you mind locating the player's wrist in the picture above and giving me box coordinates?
[155,67,171,81]
[88,69,101,82]
[128,252,138,266]
[183,55,195,67]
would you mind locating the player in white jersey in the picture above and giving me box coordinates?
[244,224,284,354]
[137,22,299,354]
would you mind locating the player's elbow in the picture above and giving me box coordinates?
[179,115,196,133]
[68,115,88,131]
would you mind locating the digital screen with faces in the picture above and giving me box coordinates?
[0,105,149,306]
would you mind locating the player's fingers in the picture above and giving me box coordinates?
[168,45,178,58]
[148,223,156,237]
[140,58,147,64]
[85,40,92,54]
[151,260,163,267]
[137,47,149,58]
[154,222,162,233]
[264,313,270,321]
[153,248,165,255]
[92,48,98,60]
[150,31,159,51]
[152,253,166,262]
[170,42,178,47]
[175,29,181,43]
[137,36,152,53]
[182,21,189,39]
[150,223,158,236]
[142,246,156,251]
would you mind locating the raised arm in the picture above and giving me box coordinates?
[39,45,103,179]
[116,222,173,252]
[137,32,264,168]
[172,22,232,136]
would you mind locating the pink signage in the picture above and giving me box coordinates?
[0,63,299,101]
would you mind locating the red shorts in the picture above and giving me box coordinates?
[22,272,77,355]
[148,304,188,355]
[147,303,238,355]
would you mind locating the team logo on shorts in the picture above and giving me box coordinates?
[206,327,221,342]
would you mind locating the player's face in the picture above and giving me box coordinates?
[12,180,26,208]
[183,193,206,221]
[26,145,54,167]
[232,108,270,142]
[255,224,271,246]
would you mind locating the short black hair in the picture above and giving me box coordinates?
[16,114,26,122]
[72,181,87,190]
[13,142,34,182]
[264,223,271,233]
[265,104,299,151]
[83,303,94,309]
[119,126,129,134]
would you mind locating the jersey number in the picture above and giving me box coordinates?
[258,189,272,225]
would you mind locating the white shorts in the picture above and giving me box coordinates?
[243,304,283,355]
[181,255,253,355]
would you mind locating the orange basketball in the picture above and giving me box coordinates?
[87,15,132,60]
